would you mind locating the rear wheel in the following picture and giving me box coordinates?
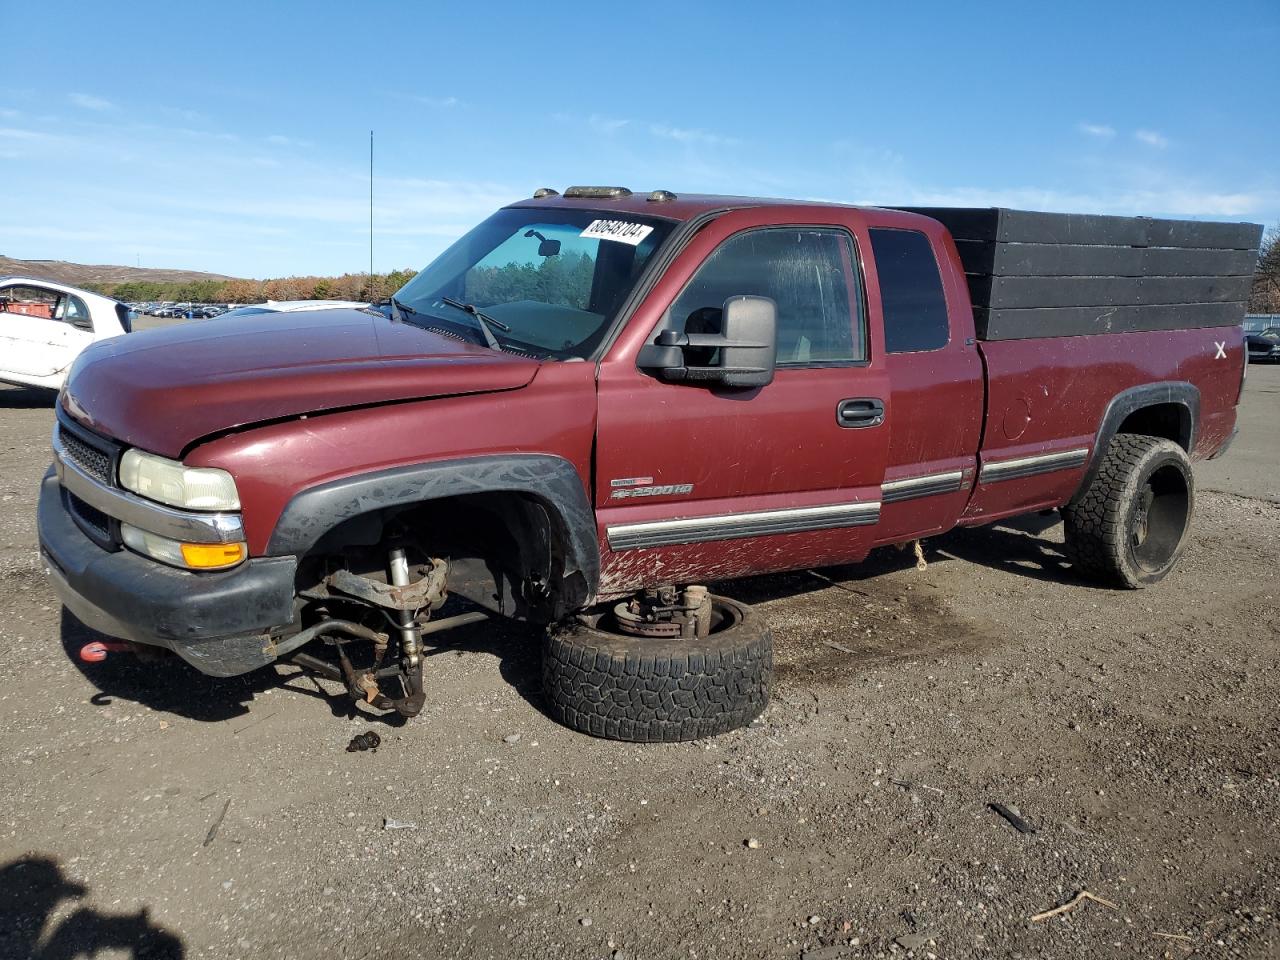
[1062,433,1194,588]
[543,595,772,742]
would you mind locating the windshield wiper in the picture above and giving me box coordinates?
[437,296,510,350]
[390,296,423,321]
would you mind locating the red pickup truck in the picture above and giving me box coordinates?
[39,187,1258,741]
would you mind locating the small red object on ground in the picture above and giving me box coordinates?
[78,641,132,663]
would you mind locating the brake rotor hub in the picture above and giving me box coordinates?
[613,585,713,640]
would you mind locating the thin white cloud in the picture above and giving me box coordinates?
[156,106,206,123]
[1078,122,1116,139]
[0,107,19,119]
[648,123,739,147]
[0,127,65,143]
[587,114,629,134]
[411,95,460,108]
[1135,129,1169,148]
[266,134,313,148]
[69,93,115,111]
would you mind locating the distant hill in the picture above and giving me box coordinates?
[0,256,239,287]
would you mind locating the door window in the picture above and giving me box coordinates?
[62,295,92,331]
[665,228,864,365]
[868,228,950,353]
[0,285,64,321]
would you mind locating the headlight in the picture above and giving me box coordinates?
[119,449,240,510]
[121,523,247,570]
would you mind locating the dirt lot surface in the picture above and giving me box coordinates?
[0,366,1276,960]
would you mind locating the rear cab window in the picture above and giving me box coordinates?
[869,228,950,353]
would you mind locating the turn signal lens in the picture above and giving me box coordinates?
[121,523,247,570]
[180,542,247,569]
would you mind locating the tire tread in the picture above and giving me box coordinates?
[543,598,772,742]
[1062,433,1193,588]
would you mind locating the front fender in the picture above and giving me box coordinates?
[265,454,600,613]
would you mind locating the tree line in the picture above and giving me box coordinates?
[1249,227,1280,313]
[83,270,418,304]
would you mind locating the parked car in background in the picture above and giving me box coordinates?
[218,299,370,319]
[1245,327,1280,361]
[0,277,131,390]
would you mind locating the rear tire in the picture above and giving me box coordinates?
[1062,433,1194,588]
[542,595,772,742]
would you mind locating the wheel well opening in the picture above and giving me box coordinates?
[297,491,587,623]
[1116,403,1191,451]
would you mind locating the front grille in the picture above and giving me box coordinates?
[55,412,125,549]
[59,427,113,485]
[67,491,111,541]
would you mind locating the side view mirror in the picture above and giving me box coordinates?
[639,295,777,388]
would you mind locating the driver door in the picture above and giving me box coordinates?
[593,207,891,595]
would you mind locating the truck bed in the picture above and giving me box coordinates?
[901,207,1263,340]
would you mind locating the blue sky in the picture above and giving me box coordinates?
[2,0,1277,279]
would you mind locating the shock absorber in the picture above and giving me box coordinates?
[388,546,423,669]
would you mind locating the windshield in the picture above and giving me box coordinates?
[393,207,676,359]
[1260,328,1280,341]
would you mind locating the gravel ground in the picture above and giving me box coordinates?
[0,365,1276,960]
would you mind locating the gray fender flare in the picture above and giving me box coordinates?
[1070,381,1199,503]
[265,454,600,608]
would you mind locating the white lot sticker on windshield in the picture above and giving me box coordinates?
[580,219,654,246]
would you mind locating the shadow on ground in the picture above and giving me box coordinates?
[931,510,1092,585]
[0,854,184,959]
[59,604,549,728]
[0,383,57,409]
[57,512,1089,724]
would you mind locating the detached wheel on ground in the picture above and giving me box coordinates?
[542,595,772,742]
[1062,433,1195,588]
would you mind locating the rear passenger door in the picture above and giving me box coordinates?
[594,207,892,594]
[863,223,984,544]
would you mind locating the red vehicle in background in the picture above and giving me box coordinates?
[38,187,1258,741]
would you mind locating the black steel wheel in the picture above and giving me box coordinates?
[1063,433,1195,588]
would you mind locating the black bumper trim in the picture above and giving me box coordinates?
[38,469,298,677]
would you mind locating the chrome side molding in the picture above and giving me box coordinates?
[881,469,965,504]
[608,501,881,551]
[978,447,1089,484]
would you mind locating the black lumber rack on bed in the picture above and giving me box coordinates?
[897,207,1263,340]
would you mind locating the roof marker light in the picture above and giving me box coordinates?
[563,186,632,199]
[532,187,559,199]
[647,190,677,202]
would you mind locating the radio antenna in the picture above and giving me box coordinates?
[369,129,374,286]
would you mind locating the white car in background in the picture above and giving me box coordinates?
[219,299,371,319]
[0,277,131,390]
